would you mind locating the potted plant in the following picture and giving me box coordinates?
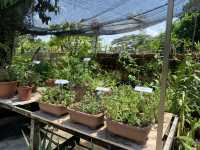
[68,92,104,129]
[39,87,75,116]
[17,70,33,101]
[0,67,17,98]
[103,85,158,144]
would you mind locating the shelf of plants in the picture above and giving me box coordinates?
[0,52,178,149]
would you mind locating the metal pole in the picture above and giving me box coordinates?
[156,0,174,150]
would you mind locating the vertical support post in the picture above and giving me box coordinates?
[156,0,174,150]
[30,119,40,150]
[94,33,99,54]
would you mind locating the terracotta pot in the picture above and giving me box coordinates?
[17,86,32,101]
[68,108,104,129]
[106,119,151,144]
[0,81,18,98]
[45,79,55,87]
[71,85,86,101]
[39,103,68,116]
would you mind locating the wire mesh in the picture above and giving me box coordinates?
[31,0,192,35]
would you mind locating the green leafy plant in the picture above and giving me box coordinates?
[69,91,104,115]
[86,71,117,91]
[11,55,43,86]
[118,51,138,75]
[103,85,159,127]
[41,87,75,106]
[168,54,200,149]
[55,54,85,85]
[0,66,17,82]
[32,60,55,81]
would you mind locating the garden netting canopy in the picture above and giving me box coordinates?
[30,0,191,35]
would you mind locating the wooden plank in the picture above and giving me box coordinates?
[163,116,178,150]
[31,111,173,150]
[0,92,41,106]
[30,119,40,150]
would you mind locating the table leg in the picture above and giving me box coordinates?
[30,119,40,150]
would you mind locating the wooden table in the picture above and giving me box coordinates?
[0,93,178,150]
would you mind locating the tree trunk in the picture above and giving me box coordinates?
[0,30,15,69]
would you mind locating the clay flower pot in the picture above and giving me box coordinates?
[45,79,55,87]
[18,86,32,101]
[106,119,151,144]
[68,108,104,129]
[39,103,68,116]
[0,81,18,98]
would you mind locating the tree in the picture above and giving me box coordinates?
[172,0,200,51]
[48,35,92,58]
[0,0,59,68]
[111,34,163,53]
[15,35,48,54]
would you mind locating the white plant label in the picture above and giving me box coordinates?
[55,79,69,85]
[83,57,91,62]
[134,86,153,93]
[32,60,41,64]
[96,87,111,93]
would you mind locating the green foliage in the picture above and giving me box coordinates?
[70,91,104,115]
[32,60,55,81]
[111,33,163,53]
[54,54,86,85]
[167,54,200,149]
[173,12,200,51]
[48,31,92,58]
[11,55,42,86]
[15,35,48,54]
[0,66,17,82]
[41,87,75,106]
[103,85,159,127]
[118,51,138,74]
[0,0,19,10]
[87,71,117,91]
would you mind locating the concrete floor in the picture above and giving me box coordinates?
[0,114,28,150]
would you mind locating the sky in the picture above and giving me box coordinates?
[38,21,166,45]
[100,21,166,45]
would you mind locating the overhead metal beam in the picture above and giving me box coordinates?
[156,0,174,150]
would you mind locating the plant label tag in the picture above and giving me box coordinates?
[55,79,69,85]
[134,86,153,93]
[83,58,91,62]
[96,87,111,92]
[32,60,41,64]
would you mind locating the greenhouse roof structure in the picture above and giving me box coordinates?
[30,0,191,36]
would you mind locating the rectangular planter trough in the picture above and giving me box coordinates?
[106,119,151,145]
[39,103,68,116]
[68,108,104,129]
